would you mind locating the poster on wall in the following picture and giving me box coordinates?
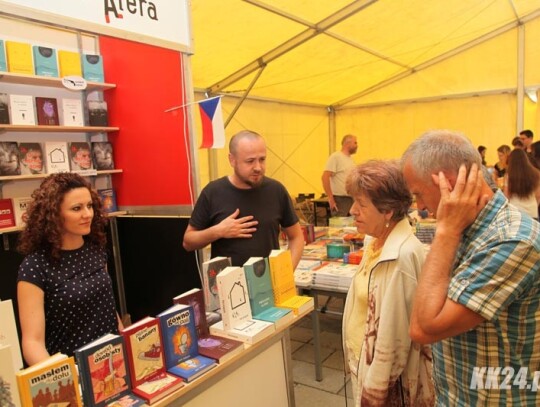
[0,0,192,52]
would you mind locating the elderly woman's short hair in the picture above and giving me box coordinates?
[346,160,412,221]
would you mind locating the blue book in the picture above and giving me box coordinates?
[82,54,105,82]
[0,40,6,72]
[98,188,118,213]
[157,303,217,382]
[243,257,293,329]
[32,45,58,77]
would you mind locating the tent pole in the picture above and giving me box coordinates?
[328,106,336,156]
[516,24,525,134]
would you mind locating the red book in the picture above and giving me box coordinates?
[0,199,15,229]
[120,316,183,404]
[35,97,59,125]
[173,288,244,364]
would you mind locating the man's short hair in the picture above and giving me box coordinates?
[341,134,355,146]
[229,130,262,155]
[520,129,534,139]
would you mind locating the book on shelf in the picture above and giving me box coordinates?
[74,333,147,407]
[88,100,109,127]
[44,141,70,173]
[268,249,314,316]
[98,189,118,213]
[0,199,16,229]
[211,266,275,344]
[243,257,293,329]
[173,288,244,364]
[5,41,33,75]
[120,316,184,404]
[0,40,6,72]
[157,303,217,382]
[92,141,115,170]
[12,196,33,227]
[83,54,105,82]
[35,97,60,126]
[61,98,85,127]
[0,142,21,176]
[201,256,231,312]
[58,49,82,77]
[0,93,9,124]
[18,142,45,175]
[69,141,94,173]
[0,299,23,370]
[16,353,82,407]
[9,94,36,125]
[32,45,59,77]
[0,344,21,407]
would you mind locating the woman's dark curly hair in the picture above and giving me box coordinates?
[17,173,107,262]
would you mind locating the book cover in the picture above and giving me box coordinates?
[268,249,314,315]
[58,50,82,77]
[18,142,44,175]
[9,94,36,125]
[201,256,231,312]
[74,333,145,407]
[44,141,70,173]
[0,142,21,176]
[157,304,216,382]
[98,189,118,213]
[35,97,59,126]
[16,353,82,407]
[173,289,244,364]
[88,100,109,127]
[61,98,84,127]
[12,196,33,227]
[0,93,9,124]
[120,317,183,404]
[0,299,23,370]
[5,41,33,75]
[0,344,21,407]
[32,46,59,77]
[92,141,115,170]
[216,266,252,331]
[243,257,293,328]
[83,54,105,82]
[0,40,6,72]
[69,141,94,172]
[209,319,275,345]
[0,199,16,229]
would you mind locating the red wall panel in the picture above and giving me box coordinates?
[99,36,192,206]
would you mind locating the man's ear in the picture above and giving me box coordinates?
[431,173,440,186]
[431,171,456,192]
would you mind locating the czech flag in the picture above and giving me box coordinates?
[199,97,225,149]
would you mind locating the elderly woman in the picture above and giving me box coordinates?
[342,160,434,406]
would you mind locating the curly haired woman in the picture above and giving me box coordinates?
[17,173,122,365]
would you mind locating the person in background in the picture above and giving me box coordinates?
[512,136,524,150]
[322,134,358,216]
[492,144,511,187]
[477,145,487,166]
[519,129,534,154]
[402,129,540,406]
[183,130,304,267]
[17,173,122,365]
[530,140,540,170]
[504,148,540,220]
[342,160,434,406]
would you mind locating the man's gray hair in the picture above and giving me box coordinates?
[401,129,482,180]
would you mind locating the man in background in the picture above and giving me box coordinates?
[183,130,304,268]
[321,134,357,216]
[519,129,534,154]
[402,129,540,406]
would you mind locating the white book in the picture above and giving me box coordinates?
[9,94,36,125]
[216,266,252,331]
[0,299,23,370]
[0,344,21,407]
[209,319,275,345]
[12,196,32,227]
[44,141,70,173]
[61,98,84,126]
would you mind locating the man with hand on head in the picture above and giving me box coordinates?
[183,130,304,268]
[401,129,540,406]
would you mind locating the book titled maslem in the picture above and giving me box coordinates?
[74,333,146,407]
[16,353,82,407]
[120,316,183,404]
[157,303,217,382]
[0,198,16,229]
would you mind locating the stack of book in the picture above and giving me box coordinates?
[294,259,323,288]
[311,262,359,291]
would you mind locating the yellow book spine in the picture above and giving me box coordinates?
[58,50,82,77]
[6,41,34,75]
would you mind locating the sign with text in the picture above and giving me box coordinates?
[0,0,192,51]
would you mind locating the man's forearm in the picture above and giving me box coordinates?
[183,226,222,251]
